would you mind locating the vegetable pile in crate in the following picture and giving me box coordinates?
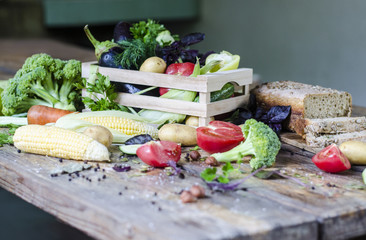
[82,19,253,126]
[82,62,252,126]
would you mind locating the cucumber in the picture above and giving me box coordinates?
[119,144,143,155]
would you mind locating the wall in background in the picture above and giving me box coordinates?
[182,0,366,107]
[0,0,365,107]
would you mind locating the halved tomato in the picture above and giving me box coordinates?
[136,141,181,168]
[196,121,244,154]
[311,144,351,173]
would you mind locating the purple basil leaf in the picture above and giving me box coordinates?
[206,179,244,191]
[273,170,312,189]
[180,33,205,46]
[113,164,131,172]
[264,106,291,123]
[254,107,266,119]
[204,166,266,191]
[167,160,181,175]
[180,49,199,63]
[268,123,282,135]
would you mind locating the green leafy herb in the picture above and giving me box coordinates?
[130,19,167,43]
[76,72,128,112]
[189,146,200,151]
[200,162,243,183]
[118,39,157,70]
[200,167,217,182]
[0,124,20,146]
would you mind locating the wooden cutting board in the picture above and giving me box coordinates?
[280,106,366,154]
[280,132,321,154]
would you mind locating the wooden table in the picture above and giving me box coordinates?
[1,39,366,240]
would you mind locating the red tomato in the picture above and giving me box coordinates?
[165,62,195,76]
[159,87,170,95]
[312,144,351,173]
[136,141,181,168]
[159,62,195,95]
[196,121,244,154]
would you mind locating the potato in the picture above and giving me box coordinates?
[158,123,197,146]
[83,125,113,148]
[339,141,366,165]
[139,56,167,73]
[185,116,214,127]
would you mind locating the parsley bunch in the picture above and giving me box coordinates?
[77,72,128,112]
[130,19,166,43]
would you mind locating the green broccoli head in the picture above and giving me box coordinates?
[211,119,281,170]
[1,53,83,116]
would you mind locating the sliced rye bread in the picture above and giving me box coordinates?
[251,81,352,137]
[305,130,366,148]
[304,116,366,136]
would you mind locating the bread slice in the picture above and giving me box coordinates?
[251,81,352,136]
[306,130,366,148]
[304,116,366,136]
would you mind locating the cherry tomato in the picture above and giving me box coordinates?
[136,141,181,168]
[312,144,351,173]
[159,62,195,95]
[196,121,244,154]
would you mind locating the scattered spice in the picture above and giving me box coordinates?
[189,150,201,161]
[190,185,205,198]
[205,156,219,166]
[180,190,197,203]
[113,164,131,172]
[326,183,337,188]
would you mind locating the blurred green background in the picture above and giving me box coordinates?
[1,0,365,107]
[1,0,366,239]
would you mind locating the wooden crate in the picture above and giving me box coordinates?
[82,62,253,126]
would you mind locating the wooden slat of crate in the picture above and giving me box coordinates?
[82,62,253,92]
[115,92,249,117]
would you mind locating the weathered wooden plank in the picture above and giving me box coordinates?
[0,144,322,240]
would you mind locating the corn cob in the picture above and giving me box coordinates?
[79,115,158,138]
[13,125,110,161]
[55,111,159,143]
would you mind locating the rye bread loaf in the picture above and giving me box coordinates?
[251,81,352,136]
[306,130,366,148]
[304,116,366,136]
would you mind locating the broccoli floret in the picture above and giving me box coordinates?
[211,119,281,170]
[1,53,83,116]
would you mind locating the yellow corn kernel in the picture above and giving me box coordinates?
[13,125,109,161]
[79,116,159,138]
